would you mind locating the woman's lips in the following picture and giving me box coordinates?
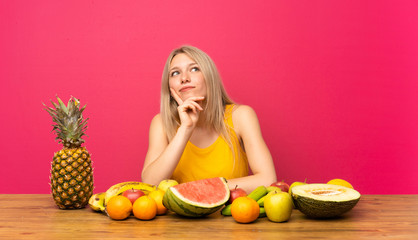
[179,86,195,92]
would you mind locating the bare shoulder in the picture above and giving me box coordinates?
[152,113,161,121]
[232,104,257,118]
[232,105,257,122]
[147,113,169,148]
[149,113,166,135]
[150,113,163,126]
[231,105,260,137]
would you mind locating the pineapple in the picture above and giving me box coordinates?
[44,96,94,209]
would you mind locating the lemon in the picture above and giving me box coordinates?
[327,179,354,189]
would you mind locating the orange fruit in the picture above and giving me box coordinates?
[148,190,168,215]
[231,196,260,223]
[106,195,132,220]
[133,196,157,220]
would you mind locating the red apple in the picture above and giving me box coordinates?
[122,189,145,205]
[270,181,290,193]
[228,186,247,204]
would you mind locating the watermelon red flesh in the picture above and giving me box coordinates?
[173,178,228,204]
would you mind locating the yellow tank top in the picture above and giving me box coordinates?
[171,104,249,183]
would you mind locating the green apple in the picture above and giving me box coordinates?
[266,186,282,193]
[257,190,281,207]
[157,179,179,192]
[264,192,293,222]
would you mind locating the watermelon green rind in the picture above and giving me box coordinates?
[162,177,230,217]
[164,188,224,217]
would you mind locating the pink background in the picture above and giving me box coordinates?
[1,1,417,194]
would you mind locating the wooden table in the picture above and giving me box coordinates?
[1,194,417,239]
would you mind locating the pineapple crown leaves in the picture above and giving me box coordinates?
[43,96,89,148]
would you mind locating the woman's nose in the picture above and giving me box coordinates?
[181,73,190,83]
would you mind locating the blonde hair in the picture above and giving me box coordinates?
[160,45,237,153]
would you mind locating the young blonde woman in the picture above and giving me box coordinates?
[141,46,277,192]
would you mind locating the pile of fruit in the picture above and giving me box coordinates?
[221,181,293,223]
[89,177,360,223]
[89,179,179,220]
[221,178,360,223]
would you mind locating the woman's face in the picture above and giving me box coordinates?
[168,53,207,101]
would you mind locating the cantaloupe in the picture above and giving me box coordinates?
[291,184,360,218]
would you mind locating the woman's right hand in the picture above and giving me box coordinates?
[170,88,204,130]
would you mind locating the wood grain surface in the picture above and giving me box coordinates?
[1,194,417,239]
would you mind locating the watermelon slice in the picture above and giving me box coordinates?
[162,177,230,217]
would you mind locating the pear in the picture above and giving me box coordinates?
[157,179,179,192]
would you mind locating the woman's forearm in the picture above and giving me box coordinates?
[226,172,277,194]
[141,126,193,185]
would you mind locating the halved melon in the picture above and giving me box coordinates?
[162,177,230,217]
[291,184,361,218]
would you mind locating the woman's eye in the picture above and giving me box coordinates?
[170,71,179,77]
[191,67,199,72]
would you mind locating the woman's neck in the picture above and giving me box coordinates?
[196,115,209,129]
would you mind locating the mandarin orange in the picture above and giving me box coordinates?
[231,196,260,223]
[106,195,132,220]
[133,196,157,220]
